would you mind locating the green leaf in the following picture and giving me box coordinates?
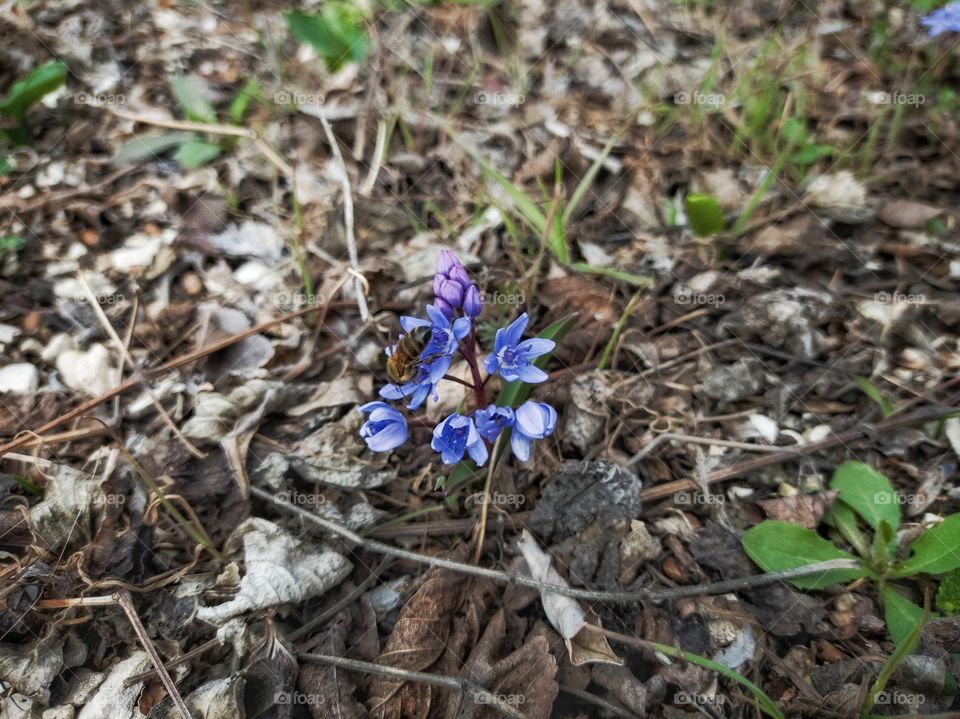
[0,155,10,176]
[286,7,370,72]
[824,501,870,559]
[0,61,66,123]
[935,568,960,616]
[853,376,895,419]
[175,139,221,169]
[0,235,26,256]
[228,79,260,125]
[113,131,198,164]
[790,143,833,166]
[569,262,654,287]
[781,116,807,144]
[742,521,864,589]
[684,192,725,236]
[892,514,960,577]
[881,585,926,650]
[830,461,900,533]
[872,519,896,571]
[170,75,217,124]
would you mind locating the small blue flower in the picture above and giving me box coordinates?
[484,313,554,383]
[510,400,557,462]
[380,305,471,409]
[432,413,489,466]
[434,250,482,319]
[922,1,960,36]
[358,401,408,452]
[473,404,515,443]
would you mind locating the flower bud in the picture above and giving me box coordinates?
[434,297,455,319]
[436,278,464,307]
[463,285,482,317]
[448,265,471,289]
[437,250,460,275]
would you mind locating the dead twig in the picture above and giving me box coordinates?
[251,486,859,603]
[298,653,528,719]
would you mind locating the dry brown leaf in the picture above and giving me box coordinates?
[755,491,837,529]
[367,563,468,719]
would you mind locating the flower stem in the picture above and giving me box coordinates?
[442,374,475,390]
[459,328,487,408]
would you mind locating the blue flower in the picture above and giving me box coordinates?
[358,401,408,452]
[922,1,960,36]
[510,400,557,462]
[463,285,482,318]
[473,404,515,442]
[432,413,488,465]
[380,305,471,409]
[484,313,554,383]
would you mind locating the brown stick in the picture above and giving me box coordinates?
[638,391,960,503]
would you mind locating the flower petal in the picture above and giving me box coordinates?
[515,365,549,384]
[426,304,450,328]
[366,422,408,452]
[452,316,472,341]
[518,338,555,357]
[358,400,390,414]
[510,431,532,462]
[400,315,430,333]
[379,384,406,400]
[483,354,499,375]
[467,438,488,467]
[502,313,529,347]
[406,384,431,410]
[516,401,546,436]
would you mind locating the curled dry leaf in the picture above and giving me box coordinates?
[755,490,837,530]
[77,652,152,719]
[195,517,351,625]
[368,563,468,719]
[517,530,622,667]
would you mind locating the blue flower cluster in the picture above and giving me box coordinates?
[358,251,558,467]
[922,1,960,36]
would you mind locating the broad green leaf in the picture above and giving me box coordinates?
[0,61,66,123]
[791,143,833,166]
[170,75,217,124]
[781,116,807,144]
[742,521,864,589]
[881,585,926,650]
[872,519,896,570]
[830,461,899,533]
[853,376,895,419]
[824,501,870,559]
[684,192,725,236]
[175,139,221,169]
[569,262,654,287]
[113,131,197,164]
[286,7,370,71]
[892,514,960,577]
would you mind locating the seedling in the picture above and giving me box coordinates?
[0,61,66,150]
[285,4,370,72]
[743,460,960,649]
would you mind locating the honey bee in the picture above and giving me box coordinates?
[385,326,433,384]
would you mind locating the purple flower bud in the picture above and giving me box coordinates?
[437,250,461,275]
[436,278,464,308]
[433,274,445,297]
[434,297,455,320]
[463,285,482,318]
[448,265,471,289]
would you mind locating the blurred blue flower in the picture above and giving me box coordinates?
[474,404,515,442]
[922,2,960,36]
[358,401,408,452]
[484,313,554,383]
[432,413,489,465]
[380,305,471,409]
[510,400,557,462]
